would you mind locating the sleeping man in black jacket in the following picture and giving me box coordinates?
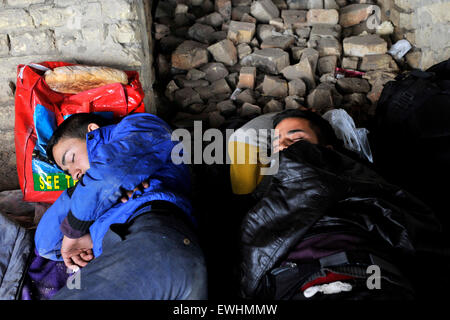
[239,109,450,300]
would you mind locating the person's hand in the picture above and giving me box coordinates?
[120,180,149,203]
[61,233,94,271]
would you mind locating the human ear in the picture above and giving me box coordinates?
[87,123,100,132]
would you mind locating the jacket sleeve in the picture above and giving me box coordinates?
[66,114,176,234]
[34,190,72,261]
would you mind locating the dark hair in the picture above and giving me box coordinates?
[46,113,113,164]
[272,109,339,147]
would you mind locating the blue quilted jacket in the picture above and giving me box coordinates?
[35,113,192,260]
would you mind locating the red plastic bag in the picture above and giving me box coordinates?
[14,61,145,203]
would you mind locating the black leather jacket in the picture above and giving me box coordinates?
[240,141,447,298]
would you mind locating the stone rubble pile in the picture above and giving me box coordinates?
[154,0,403,130]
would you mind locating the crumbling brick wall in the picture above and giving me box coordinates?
[377,0,450,69]
[0,0,154,191]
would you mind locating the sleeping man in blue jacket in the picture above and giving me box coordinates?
[35,112,207,300]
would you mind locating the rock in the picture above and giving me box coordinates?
[306,82,342,112]
[343,34,387,57]
[215,0,232,21]
[198,12,224,27]
[240,102,262,117]
[263,99,284,113]
[281,50,317,90]
[165,80,179,101]
[405,51,422,69]
[319,73,337,83]
[186,68,206,80]
[209,111,226,128]
[375,21,394,36]
[336,77,371,93]
[261,35,296,49]
[306,9,339,25]
[236,88,257,104]
[301,47,320,70]
[285,95,305,109]
[232,6,251,21]
[200,62,229,82]
[359,53,398,71]
[175,87,204,107]
[339,4,379,28]
[272,0,288,9]
[241,48,290,74]
[175,76,210,88]
[287,0,323,9]
[227,20,256,44]
[269,18,285,29]
[175,4,189,15]
[350,19,376,36]
[154,23,170,40]
[262,75,288,97]
[281,9,307,28]
[292,46,307,61]
[318,55,338,75]
[256,24,276,41]
[210,78,232,95]
[226,72,239,89]
[288,78,307,96]
[250,0,280,23]
[238,66,257,89]
[309,36,342,57]
[342,56,359,69]
[342,92,368,107]
[160,35,189,55]
[217,100,237,116]
[363,70,396,104]
[295,26,311,38]
[324,0,340,9]
[174,13,196,28]
[186,103,207,114]
[310,24,341,39]
[237,43,253,59]
[241,13,257,24]
[188,23,217,44]
[172,40,209,70]
[211,31,229,43]
[250,37,260,48]
[195,86,214,100]
[208,39,238,66]
[233,0,253,6]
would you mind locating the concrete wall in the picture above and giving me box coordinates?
[377,0,450,69]
[0,0,154,191]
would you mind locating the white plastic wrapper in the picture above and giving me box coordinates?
[323,109,373,163]
[388,39,412,60]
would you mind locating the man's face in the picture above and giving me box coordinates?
[52,137,90,181]
[272,117,319,153]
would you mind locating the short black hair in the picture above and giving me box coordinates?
[272,109,338,147]
[46,113,112,165]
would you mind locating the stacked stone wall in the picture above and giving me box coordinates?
[377,0,450,69]
[0,0,153,191]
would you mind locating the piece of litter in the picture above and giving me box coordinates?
[230,87,243,100]
[388,39,412,60]
[304,281,353,298]
[376,21,394,35]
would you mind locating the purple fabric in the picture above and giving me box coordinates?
[60,216,86,239]
[282,233,370,265]
[21,249,69,300]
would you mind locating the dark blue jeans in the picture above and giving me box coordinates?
[52,207,207,300]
